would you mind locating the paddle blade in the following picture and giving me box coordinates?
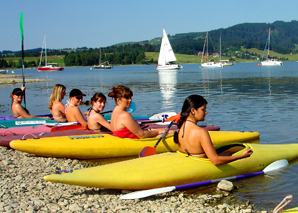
[121,186,175,200]
[165,111,181,123]
[263,159,289,174]
[139,146,157,157]
[127,102,136,113]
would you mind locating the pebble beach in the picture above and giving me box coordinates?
[0,145,275,213]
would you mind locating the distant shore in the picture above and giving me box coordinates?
[0,74,53,85]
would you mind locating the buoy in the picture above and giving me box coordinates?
[258,64,261,66]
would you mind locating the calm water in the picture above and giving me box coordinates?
[1,62,298,210]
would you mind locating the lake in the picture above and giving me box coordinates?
[1,62,298,210]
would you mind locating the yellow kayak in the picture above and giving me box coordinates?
[10,131,260,159]
[44,143,298,190]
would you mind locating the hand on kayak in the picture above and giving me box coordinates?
[242,148,253,158]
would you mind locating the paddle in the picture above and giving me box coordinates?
[139,112,181,157]
[19,12,26,108]
[120,159,289,200]
[126,102,136,113]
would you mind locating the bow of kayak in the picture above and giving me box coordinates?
[43,143,298,190]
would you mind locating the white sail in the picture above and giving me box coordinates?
[158,29,177,65]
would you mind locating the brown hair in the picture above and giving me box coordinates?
[91,93,107,105]
[48,84,66,109]
[108,85,133,104]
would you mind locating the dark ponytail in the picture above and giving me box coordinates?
[173,95,207,145]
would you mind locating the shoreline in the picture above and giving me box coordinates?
[0,74,53,85]
[0,145,273,212]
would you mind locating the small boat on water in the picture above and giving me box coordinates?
[0,70,8,74]
[156,29,182,71]
[261,28,283,66]
[37,34,64,71]
[10,131,259,159]
[43,142,296,190]
[200,32,223,68]
[94,43,112,69]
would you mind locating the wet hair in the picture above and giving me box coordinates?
[91,93,107,105]
[174,95,208,145]
[108,85,133,104]
[48,84,66,109]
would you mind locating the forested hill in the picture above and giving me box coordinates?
[145,20,298,55]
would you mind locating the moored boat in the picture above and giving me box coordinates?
[37,34,64,71]
[10,131,259,159]
[44,142,298,190]
[260,28,283,66]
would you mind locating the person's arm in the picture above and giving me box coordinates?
[14,104,49,119]
[121,112,163,139]
[198,129,253,165]
[95,114,112,131]
[73,107,88,127]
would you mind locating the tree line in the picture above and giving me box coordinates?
[2,20,298,68]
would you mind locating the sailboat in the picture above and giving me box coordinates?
[94,43,112,69]
[219,36,233,66]
[37,34,64,72]
[200,32,223,68]
[156,29,182,70]
[261,28,283,66]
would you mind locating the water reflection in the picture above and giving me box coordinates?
[158,70,177,110]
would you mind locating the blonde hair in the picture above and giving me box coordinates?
[108,85,133,104]
[48,84,66,109]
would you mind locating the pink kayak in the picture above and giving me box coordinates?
[0,129,103,148]
[0,124,85,136]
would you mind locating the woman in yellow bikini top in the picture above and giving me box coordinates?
[174,95,253,165]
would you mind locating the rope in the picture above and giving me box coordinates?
[2,130,17,136]
[273,195,292,213]
[240,126,252,132]
[21,133,39,140]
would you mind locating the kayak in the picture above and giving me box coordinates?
[0,129,101,148]
[43,142,298,190]
[10,131,260,159]
[2,122,219,148]
[0,124,86,135]
[283,207,298,212]
[0,118,58,128]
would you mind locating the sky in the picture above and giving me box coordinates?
[1,0,298,52]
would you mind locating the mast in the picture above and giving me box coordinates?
[268,28,270,58]
[45,34,47,66]
[206,32,208,61]
[220,36,221,61]
[99,43,101,65]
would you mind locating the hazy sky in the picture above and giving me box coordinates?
[1,0,298,51]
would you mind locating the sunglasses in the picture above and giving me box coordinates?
[75,96,83,100]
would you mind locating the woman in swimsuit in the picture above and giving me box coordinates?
[108,85,164,139]
[11,87,49,119]
[87,92,112,131]
[48,84,67,122]
[65,89,88,127]
[174,95,253,165]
